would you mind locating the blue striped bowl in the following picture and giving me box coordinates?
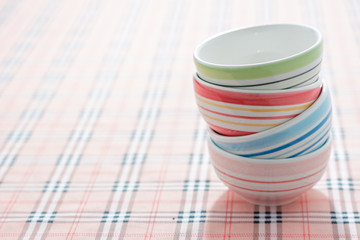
[208,81,332,159]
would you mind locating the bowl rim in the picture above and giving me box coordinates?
[208,81,329,142]
[193,72,322,94]
[194,23,322,69]
[208,134,331,164]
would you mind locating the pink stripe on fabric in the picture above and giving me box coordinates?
[193,77,322,106]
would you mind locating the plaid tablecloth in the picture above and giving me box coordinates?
[0,0,359,239]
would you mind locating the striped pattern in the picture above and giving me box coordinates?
[0,0,360,240]
[193,73,322,136]
[196,55,322,89]
[193,24,322,87]
[208,136,332,206]
[209,83,332,158]
[238,62,321,90]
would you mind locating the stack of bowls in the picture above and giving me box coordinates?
[193,24,332,206]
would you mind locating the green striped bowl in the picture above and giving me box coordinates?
[193,24,322,88]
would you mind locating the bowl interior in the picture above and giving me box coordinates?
[196,24,320,67]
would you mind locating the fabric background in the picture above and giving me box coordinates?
[0,0,359,239]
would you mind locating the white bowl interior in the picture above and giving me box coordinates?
[196,24,320,66]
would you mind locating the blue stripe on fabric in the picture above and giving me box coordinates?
[270,118,331,159]
[216,92,331,153]
[240,110,332,158]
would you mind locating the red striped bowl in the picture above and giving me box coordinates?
[193,73,322,136]
[207,135,331,206]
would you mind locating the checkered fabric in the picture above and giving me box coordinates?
[0,0,359,239]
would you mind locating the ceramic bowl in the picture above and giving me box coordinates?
[207,135,332,206]
[193,73,323,136]
[238,63,320,90]
[194,24,322,88]
[209,82,331,158]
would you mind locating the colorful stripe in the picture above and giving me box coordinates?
[214,165,327,184]
[208,136,332,177]
[208,136,331,205]
[219,174,321,193]
[197,105,300,119]
[209,83,331,157]
[266,118,331,159]
[194,76,323,136]
[238,110,331,158]
[199,111,282,127]
[288,129,330,158]
[237,62,321,90]
[196,94,314,113]
[193,75,322,106]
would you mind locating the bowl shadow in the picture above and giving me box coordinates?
[202,189,329,240]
